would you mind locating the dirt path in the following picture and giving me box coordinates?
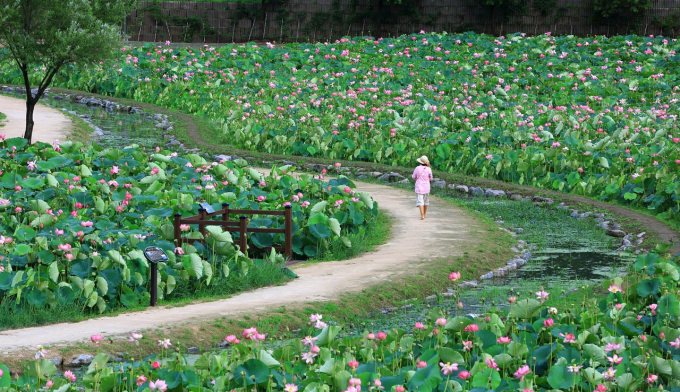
[0,177,480,354]
[0,95,71,144]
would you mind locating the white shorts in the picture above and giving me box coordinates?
[416,193,430,206]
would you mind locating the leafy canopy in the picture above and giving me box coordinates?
[0,0,134,141]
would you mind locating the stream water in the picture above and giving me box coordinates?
[2,91,168,149]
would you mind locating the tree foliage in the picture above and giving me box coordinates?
[0,0,134,143]
[592,0,652,20]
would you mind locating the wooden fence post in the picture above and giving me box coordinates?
[284,205,292,260]
[174,213,182,246]
[221,203,230,230]
[198,208,207,239]
[239,216,248,256]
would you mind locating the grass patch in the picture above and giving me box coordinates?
[310,211,391,262]
[60,109,93,144]
[0,111,6,125]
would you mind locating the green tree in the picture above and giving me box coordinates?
[0,0,135,144]
[592,0,652,21]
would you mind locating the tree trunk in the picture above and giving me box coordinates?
[24,99,35,145]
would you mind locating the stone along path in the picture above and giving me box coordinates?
[0,95,71,143]
[0,176,481,354]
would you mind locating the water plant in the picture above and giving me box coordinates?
[4,250,678,392]
[1,33,678,220]
[0,136,375,316]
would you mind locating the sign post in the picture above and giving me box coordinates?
[144,246,169,306]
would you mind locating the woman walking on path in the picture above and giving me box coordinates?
[412,155,433,220]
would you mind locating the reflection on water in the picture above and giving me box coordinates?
[504,249,629,283]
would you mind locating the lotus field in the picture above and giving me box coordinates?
[1,33,679,219]
[0,137,375,313]
[1,252,678,392]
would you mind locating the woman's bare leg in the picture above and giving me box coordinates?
[419,205,425,220]
[423,205,428,217]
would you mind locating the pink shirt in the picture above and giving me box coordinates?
[412,166,432,194]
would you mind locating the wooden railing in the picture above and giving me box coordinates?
[173,203,293,259]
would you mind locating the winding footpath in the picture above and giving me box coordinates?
[0,94,71,143]
[0,95,480,355]
[0,174,480,355]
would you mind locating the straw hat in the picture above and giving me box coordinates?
[416,155,430,165]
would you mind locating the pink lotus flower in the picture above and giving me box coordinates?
[110,166,119,175]
[486,358,499,370]
[560,333,576,343]
[508,296,517,303]
[348,360,359,369]
[416,360,427,368]
[458,370,470,380]
[435,318,447,327]
[242,327,258,340]
[535,290,549,301]
[91,334,103,345]
[414,322,425,330]
[35,345,47,359]
[439,362,458,375]
[136,375,148,386]
[567,365,582,374]
[80,221,93,227]
[646,374,658,383]
[543,318,554,328]
[607,354,623,364]
[497,336,512,344]
[302,352,317,364]
[366,333,375,340]
[514,365,531,381]
[670,338,680,349]
[152,361,161,369]
[158,338,172,349]
[463,324,479,333]
[395,386,405,392]
[149,379,168,392]
[596,384,607,392]
[45,380,54,388]
[608,284,623,293]
[225,335,240,344]
[58,243,72,252]
[462,341,473,351]
[284,384,299,392]
[129,333,143,344]
[448,271,461,281]
[64,370,76,382]
[377,332,387,340]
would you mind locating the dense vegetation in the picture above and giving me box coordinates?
[2,251,679,392]
[0,137,375,315]
[1,33,678,221]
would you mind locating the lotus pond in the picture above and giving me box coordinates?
[3,249,679,392]
[0,137,377,322]
[1,33,679,221]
